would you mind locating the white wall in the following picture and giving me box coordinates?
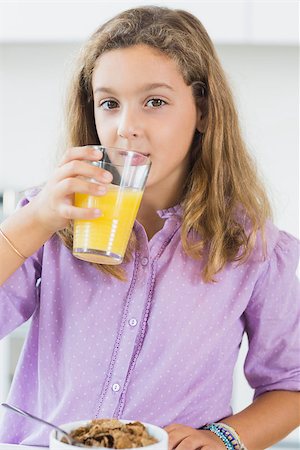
[0,43,79,189]
[219,45,299,237]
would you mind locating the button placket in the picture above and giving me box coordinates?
[98,245,151,417]
[115,217,181,417]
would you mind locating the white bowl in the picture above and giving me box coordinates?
[49,419,168,450]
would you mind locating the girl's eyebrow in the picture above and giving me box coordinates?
[93,83,175,95]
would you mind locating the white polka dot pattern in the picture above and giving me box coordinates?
[0,199,299,446]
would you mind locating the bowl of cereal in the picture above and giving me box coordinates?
[49,418,168,449]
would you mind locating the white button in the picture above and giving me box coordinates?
[141,257,148,266]
[129,318,138,327]
[112,383,120,392]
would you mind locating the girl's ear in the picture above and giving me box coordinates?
[192,81,208,133]
[196,108,207,133]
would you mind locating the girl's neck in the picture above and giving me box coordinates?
[137,183,183,240]
[137,211,165,240]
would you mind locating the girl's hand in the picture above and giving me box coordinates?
[165,423,226,450]
[31,146,112,234]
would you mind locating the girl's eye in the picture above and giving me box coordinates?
[99,100,119,110]
[146,98,166,108]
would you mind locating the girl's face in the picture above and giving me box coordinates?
[92,44,200,194]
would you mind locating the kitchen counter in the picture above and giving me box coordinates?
[0,445,299,450]
[1,445,300,450]
[0,446,46,449]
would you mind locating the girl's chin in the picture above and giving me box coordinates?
[144,175,157,190]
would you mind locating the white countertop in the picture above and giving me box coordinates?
[0,445,46,449]
[0,445,299,450]
[1,446,300,450]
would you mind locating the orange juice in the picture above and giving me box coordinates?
[73,184,143,264]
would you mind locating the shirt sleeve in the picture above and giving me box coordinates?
[0,192,44,339]
[243,230,300,398]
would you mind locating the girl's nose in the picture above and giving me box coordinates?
[117,108,142,139]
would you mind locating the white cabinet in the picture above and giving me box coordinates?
[0,322,30,401]
[0,1,298,45]
[250,0,299,44]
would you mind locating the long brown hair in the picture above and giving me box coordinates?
[58,6,272,282]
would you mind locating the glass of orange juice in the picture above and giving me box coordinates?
[73,146,151,264]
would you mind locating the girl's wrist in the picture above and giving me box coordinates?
[200,422,247,450]
[5,199,55,253]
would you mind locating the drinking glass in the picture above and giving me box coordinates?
[73,146,151,264]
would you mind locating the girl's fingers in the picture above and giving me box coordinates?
[54,158,113,184]
[35,146,113,228]
[56,177,108,198]
[167,426,190,450]
[53,177,108,221]
[59,146,102,166]
[164,424,180,433]
[167,427,225,450]
[172,436,204,450]
[58,203,102,220]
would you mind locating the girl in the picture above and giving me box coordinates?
[0,6,299,449]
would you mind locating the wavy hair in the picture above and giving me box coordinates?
[57,6,272,282]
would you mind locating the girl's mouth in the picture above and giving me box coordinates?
[131,153,151,166]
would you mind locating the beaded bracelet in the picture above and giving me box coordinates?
[201,423,235,449]
[201,422,247,450]
[216,423,248,450]
[0,228,27,260]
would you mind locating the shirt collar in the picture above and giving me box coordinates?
[156,204,182,219]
